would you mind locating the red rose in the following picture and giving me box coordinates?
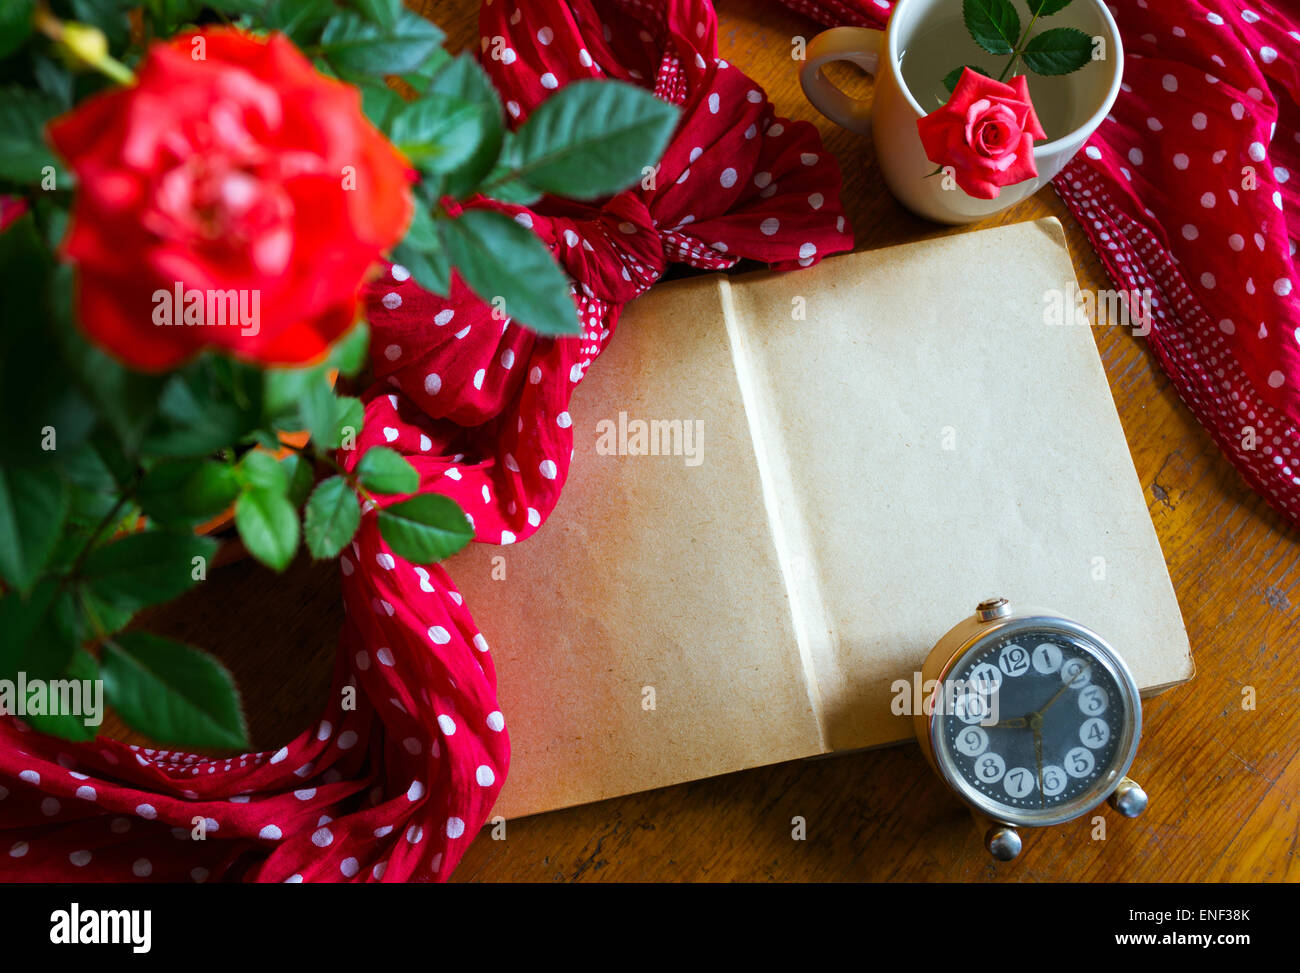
[916,69,1047,200]
[48,28,413,370]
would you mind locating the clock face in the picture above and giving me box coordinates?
[934,627,1133,823]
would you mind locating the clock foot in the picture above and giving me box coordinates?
[1109,777,1148,818]
[984,825,1022,861]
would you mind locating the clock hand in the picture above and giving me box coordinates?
[1033,725,1045,809]
[1036,661,1091,719]
[991,716,1028,729]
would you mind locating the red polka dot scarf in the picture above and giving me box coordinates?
[782,0,1300,525]
[0,0,853,882]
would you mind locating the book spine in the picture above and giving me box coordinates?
[716,276,835,755]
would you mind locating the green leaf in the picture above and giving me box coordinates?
[328,321,370,378]
[505,79,679,199]
[81,530,217,613]
[963,0,1020,56]
[358,78,404,131]
[281,453,315,508]
[143,0,203,35]
[0,0,36,61]
[357,446,419,495]
[377,493,473,564]
[264,362,328,424]
[137,459,239,526]
[0,465,69,592]
[298,372,344,449]
[942,65,992,93]
[62,439,123,524]
[234,486,299,571]
[392,200,455,294]
[20,649,100,742]
[350,0,401,32]
[428,54,505,197]
[443,207,579,336]
[334,396,365,451]
[391,236,452,295]
[1021,27,1094,75]
[390,93,490,176]
[51,267,165,457]
[1027,0,1074,15]
[101,632,248,749]
[482,178,543,206]
[238,449,287,493]
[79,587,134,639]
[0,222,96,469]
[32,54,75,108]
[398,48,451,93]
[302,475,361,559]
[320,8,443,79]
[141,367,253,457]
[263,0,335,45]
[0,580,79,682]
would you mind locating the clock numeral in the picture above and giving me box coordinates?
[1078,684,1108,716]
[955,692,992,726]
[968,662,1002,696]
[956,725,989,757]
[1041,764,1067,797]
[1032,642,1063,674]
[998,644,1031,677]
[1080,716,1110,749]
[1064,746,1096,779]
[975,752,1006,784]
[1060,657,1093,689]
[1004,767,1036,799]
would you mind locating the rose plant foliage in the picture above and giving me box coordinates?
[0,0,678,747]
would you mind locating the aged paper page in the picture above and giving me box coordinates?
[724,218,1193,753]
[448,275,826,820]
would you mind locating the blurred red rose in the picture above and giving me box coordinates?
[48,28,412,370]
[0,196,28,233]
[916,69,1047,200]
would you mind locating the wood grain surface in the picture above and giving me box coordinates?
[120,0,1298,882]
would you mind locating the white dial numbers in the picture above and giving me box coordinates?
[974,752,1006,784]
[956,725,989,757]
[1003,766,1036,799]
[1031,642,1062,674]
[998,643,1031,677]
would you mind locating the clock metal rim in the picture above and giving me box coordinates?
[923,608,1143,829]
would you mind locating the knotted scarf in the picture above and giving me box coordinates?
[0,0,852,882]
[782,0,1300,526]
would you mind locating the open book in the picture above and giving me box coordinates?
[446,217,1194,820]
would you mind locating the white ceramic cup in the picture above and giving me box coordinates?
[798,0,1124,223]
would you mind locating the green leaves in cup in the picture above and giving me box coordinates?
[963,0,1020,56]
[1021,28,1093,75]
[942,64,992,93]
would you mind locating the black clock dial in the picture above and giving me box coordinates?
[938,630,1126,813]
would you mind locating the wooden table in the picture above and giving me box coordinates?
[130,0,1299,882]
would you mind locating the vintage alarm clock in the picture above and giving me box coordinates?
[914,598,1148,861]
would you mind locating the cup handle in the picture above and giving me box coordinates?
[798,27,886,136]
